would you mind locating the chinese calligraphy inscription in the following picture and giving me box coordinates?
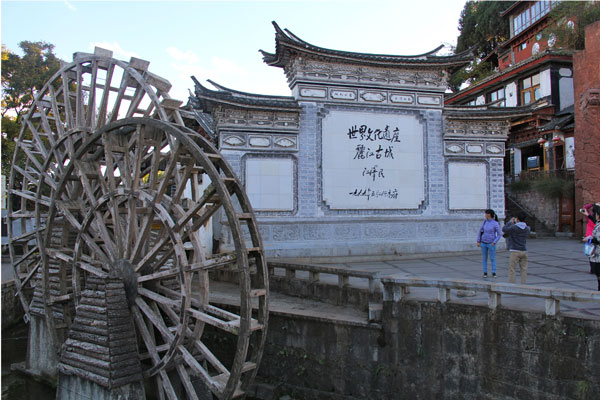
[322,111,425,209]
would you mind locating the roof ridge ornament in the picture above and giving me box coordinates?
[262,21,472,69]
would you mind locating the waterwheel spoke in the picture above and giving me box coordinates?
[102,132,125,257]
[178,345,225,395]
[75,160,119,258]
[61,70,75,128]
[75,261,108,278]
[123,128,146,259]
[154,145,181,203]
[84,60,99,128]
[170,162,194,205]
[96,61,116,129]
[131,306,179,400]
[108,69,131,123]
[138,287,181,310]
[134,234,174,273]
[173,184,219,232]
[175,364,200,400]
[48,85,66,138]
[151,299,231,377]
[75,63,85,127]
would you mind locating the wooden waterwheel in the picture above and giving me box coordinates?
[7,48,268,399]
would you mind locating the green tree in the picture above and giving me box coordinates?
[1,41,62,177]
[1,116,21,178]
[544,1,600,50]
[2,41,61,119]
[449,1,513,92]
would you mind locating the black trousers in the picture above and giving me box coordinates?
[592,262,600,290]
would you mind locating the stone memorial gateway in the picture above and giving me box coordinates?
[192,22,514,259]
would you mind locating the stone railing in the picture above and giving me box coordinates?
[267,261,381,314]
[382,276,600,317]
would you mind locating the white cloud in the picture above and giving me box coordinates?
[155,47,291,102]
[209,56,248,77]
[166,47,200,65]
[63,0,76,11]
[90,42,138,60]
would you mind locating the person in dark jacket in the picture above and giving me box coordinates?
[502,212,531,284]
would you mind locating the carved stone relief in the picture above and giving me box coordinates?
[249,137,271,147]
[299,87,327,98]
[486,143,504,155]
[289,59,448,90]
[444,118,510,140]
[444,141,506,157]
[213,107,300,131]
[360,91,387,102]
[220,133,297,151]
[223,135,245,147]
[330,89,357,100]
[466,144,484,154]
[274,137,297,149]
[417,95,442,106]
[390,94,414,104]
[295,84,441,108]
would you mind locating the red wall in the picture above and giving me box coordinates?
[573,21,600,235]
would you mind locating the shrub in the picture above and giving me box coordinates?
[508,180,532,192]
[532,176,573,198]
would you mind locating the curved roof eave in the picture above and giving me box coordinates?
[261,21,472,69]
[191,76,300,112]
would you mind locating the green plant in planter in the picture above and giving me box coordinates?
[533,176,573,198]
[508,180,532,192]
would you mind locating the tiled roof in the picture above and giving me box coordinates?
[444,103,539,119]
[190,76,300,112]
[260,21,473,69]
[539,105,575,132]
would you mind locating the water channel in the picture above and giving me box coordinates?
[1,321,56,400]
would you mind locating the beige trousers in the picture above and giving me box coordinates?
[508,250,528,284]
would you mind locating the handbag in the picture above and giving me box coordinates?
[584,238,596,257]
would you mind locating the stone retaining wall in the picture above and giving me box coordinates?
[253,300,600,399]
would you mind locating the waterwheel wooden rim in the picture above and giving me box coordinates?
[8,49,179,320]
[8,50,268,399]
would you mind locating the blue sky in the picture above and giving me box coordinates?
[2,0,467,101]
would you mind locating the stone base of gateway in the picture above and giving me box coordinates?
[221,217,506,260]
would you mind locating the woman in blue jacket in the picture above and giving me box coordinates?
[477,209,502,278]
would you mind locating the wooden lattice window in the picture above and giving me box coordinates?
[521,74,541,105]
[488,88,505,107]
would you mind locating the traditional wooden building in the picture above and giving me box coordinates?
[445,1,575,178]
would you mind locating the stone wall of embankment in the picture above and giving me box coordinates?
[253,301,600,399]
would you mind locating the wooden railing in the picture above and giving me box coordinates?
[382,276,600,317]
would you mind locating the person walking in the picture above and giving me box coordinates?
[587,205,600,291]
[502,212,531,284]
[477,209,502,278]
